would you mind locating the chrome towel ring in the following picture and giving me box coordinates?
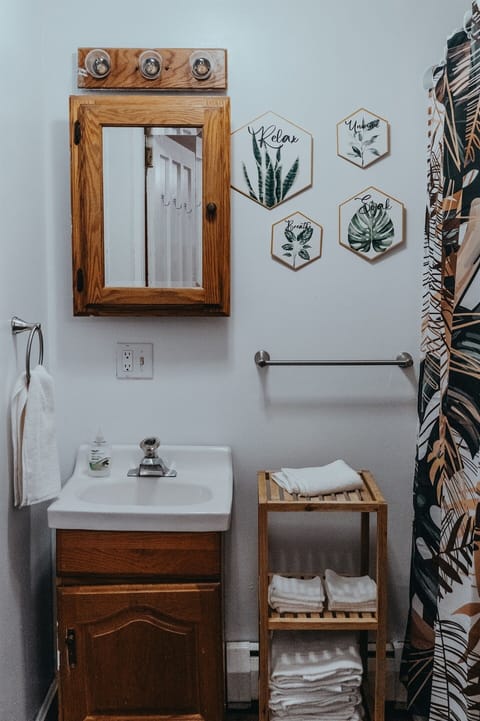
[11,316,44,384]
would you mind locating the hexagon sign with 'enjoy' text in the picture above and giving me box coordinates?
[339,187,405,262]
[337,108,390,169]
[231,112,313,209]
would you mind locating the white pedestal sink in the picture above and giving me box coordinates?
[48,444,233,532]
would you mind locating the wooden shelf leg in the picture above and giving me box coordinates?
[374,504,388,721]
[258,502,269,721]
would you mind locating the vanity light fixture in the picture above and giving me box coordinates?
[138,50,163,80]
[190,51,212,80]
[84,48,111,79]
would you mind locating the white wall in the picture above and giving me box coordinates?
[0,2,54,719]
[0,2,471,717]
[42,0,468,643]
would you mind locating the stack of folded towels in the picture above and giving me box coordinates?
[269,631,364,721]
[324,569,377,612]
[268,572,377,614]
[268,575,325,614]
[272,460,363,497]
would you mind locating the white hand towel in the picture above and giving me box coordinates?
[270,706,364,721]
[272,460,363,496]
[269,575,325,613]
[11,365,61,507]
[324,569,377,612]
[270,631,363,684]
[11,372,28,506]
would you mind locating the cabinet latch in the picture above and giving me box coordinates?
[74,121,81,145]
[65,628,77,668]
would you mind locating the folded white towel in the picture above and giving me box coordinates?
[272,460,363,496]
[11,366,61,507]
[324,569,377,612]
[270,632,363,685]
[269,575,325,613]
[270,689,361,711]
[270,705,364,721]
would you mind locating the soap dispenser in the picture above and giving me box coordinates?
[88,428,111,477]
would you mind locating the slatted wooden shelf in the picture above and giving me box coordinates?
[258,469,388,721]
[258,469,385,511]
[268,607,378,630]
[266,572,378,629]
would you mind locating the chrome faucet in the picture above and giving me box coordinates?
[127,437,177,478]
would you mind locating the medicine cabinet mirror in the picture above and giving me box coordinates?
[70,95,230,316]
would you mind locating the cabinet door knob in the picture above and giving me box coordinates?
[66,628,77,668]
[206,202,217,219]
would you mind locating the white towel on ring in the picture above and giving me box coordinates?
[272,460,362,496]
[11,365,61,507]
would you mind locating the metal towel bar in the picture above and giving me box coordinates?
[11,316,44,383]
[254,349,413,368]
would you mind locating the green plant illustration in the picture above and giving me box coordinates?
[281,224,313,268]
[346,116,381,166]
[347,200,394,254]
[242,132,299,208]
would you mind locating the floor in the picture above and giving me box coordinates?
[49,697,412,720]
[226,702,413,721]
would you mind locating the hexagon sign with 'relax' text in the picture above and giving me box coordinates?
[232,111,313,209]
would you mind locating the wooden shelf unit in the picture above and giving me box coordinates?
[258,469,387,721]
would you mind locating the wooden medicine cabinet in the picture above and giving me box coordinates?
[70,95,230,316]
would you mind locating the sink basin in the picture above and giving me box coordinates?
[47,444,233,532]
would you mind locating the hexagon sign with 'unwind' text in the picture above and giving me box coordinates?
[337,108,390,169]
[231,111,313,209]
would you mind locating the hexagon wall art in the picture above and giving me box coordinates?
[271,212,322,270]
[336,108,390,168]
[339,187,405,262]
[231,111,313,209]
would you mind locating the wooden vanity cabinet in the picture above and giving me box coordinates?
[55,530,225,721]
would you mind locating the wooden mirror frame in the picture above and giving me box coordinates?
[70,95,230,316]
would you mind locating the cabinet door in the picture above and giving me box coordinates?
[58,582,223,721]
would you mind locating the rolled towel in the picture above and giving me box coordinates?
[324,569,376,612]
[272,460,362,497]
[269,575,325,613]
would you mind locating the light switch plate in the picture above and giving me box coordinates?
[116,342,153,379]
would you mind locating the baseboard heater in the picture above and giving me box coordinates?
[226,640,406,706]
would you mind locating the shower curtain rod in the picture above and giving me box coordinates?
[254,349,414,368]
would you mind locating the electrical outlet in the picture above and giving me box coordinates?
[116,343,153,379]
[122,349,133,373]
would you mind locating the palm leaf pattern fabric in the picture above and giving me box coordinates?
[402,5,480,720]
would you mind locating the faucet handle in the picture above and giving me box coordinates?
[140,437,160,457]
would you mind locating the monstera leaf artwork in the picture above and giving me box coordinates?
[339,187,405,261]
[271,212,323,270]
[231,112,313,209]
[347,199,395,253]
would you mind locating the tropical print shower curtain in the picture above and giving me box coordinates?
[402,4,480,720]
